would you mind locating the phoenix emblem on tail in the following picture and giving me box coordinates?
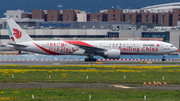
[13,28,22,39]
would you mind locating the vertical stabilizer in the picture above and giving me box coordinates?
[6,19,33,43]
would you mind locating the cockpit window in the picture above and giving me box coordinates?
[171,45,174,47]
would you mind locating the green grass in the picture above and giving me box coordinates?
[0,88,180,101]
[0,65,179,84]
[0,65,179,101]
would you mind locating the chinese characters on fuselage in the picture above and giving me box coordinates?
[47,42,78,53]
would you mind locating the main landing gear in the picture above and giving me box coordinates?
[85,58,97,61]
[84,53,97,62]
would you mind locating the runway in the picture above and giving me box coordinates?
[0,83,179,90]
[0,61,180,65]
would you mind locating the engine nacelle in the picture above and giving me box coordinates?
[103,49,120,59]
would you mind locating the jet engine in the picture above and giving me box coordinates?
[103,49,120,59]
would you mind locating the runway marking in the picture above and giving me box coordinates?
[110,85,134,89]
[53,63,60,65]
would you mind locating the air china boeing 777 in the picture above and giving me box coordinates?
[5,19,177,61]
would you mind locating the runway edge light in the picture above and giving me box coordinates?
[89,95,91,100]
[12,74,14,78]
[32,95,34,99]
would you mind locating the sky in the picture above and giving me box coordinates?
[0,0,180,17]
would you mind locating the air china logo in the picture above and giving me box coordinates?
[13,28,22,39]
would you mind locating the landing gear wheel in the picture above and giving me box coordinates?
[85,58,89,61]
[93,58,97,61]
[162,55,166,61]
[85,53,96,62]
[90,58,96,61]
[162,59,165,61]
[85,58,96,62]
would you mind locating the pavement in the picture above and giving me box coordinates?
[0,83,179,90]
[0,61,180,66]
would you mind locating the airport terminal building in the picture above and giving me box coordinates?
[0,2,180,49]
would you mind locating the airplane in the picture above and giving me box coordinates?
[5,18,177,61]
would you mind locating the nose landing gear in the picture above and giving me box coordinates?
[162,55,166,61]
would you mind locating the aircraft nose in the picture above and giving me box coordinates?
[174,47,178,52]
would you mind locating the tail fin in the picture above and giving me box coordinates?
[6,19,33,43]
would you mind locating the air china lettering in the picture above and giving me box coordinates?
[143,44,154,46]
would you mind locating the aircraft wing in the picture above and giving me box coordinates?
[71,44,106,53]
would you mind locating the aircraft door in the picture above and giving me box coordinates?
[99,44,103,48]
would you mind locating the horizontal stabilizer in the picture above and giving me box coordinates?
[7,43,28,47]
[0,47,14,51]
